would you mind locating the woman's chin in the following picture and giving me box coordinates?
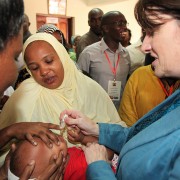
[154,68,166,78]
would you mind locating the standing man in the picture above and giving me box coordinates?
[15,13,32,72]
[22,13,32,43]
[76,8,104,59]
[78,11,130,109]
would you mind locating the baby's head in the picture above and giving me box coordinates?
[9,136,67,178]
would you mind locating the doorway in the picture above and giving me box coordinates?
[36,13,74,44]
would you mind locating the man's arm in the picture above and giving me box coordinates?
[77,49,91,77]
[76,38,89,60]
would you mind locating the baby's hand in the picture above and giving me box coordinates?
[67,126,84,144]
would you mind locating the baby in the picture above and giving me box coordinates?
[9,136,87,180]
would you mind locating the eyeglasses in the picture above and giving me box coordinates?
[110,21,129,27]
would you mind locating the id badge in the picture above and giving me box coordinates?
[108,80,121,101]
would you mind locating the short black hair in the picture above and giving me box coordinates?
[0,0,24,51]
[100,11,124,27]
[88,8,104,20]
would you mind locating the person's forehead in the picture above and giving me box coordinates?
[107,14,126,23]
[90,11,103,19]
[114,13,125,19]
[25,40,53,56]
[52,31,62,40]
[27,40,49,48]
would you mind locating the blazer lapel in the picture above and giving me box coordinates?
[120,104,180,157]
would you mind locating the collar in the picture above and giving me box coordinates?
[8,168,36,180]
[100,38,124,54]
[88,29,101,39]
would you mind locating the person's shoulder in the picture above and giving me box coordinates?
[127,39,142,50]
[130,65,153,79]
[119,43,129,55]
[15,77,42,95]
[121,46,129,54]
[79,31,91,41]
[77,33,94,50]
[119,45,131,63]
[86,41,100,48]
[20,77,36,85]
[81,41,100,53]
[80,31,99,43]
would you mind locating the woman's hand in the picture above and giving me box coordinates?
[82,143,109,165]
[60,110,99,137]
[9,122,61,148]
[19,150,66,180]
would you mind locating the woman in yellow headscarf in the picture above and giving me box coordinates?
[0,33,126,144]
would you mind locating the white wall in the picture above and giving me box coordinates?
[24,0,141,43]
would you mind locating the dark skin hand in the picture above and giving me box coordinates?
[0,143,67,180]
[20,151,66,180]
[67,126,114,160]
[0,123,64,179]
[0,122,61,149]
[67,126,87,145]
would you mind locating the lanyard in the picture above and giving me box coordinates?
[158,79,174,97]
[104,51,120,80]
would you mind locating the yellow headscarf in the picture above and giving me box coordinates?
[0,33,126,141]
